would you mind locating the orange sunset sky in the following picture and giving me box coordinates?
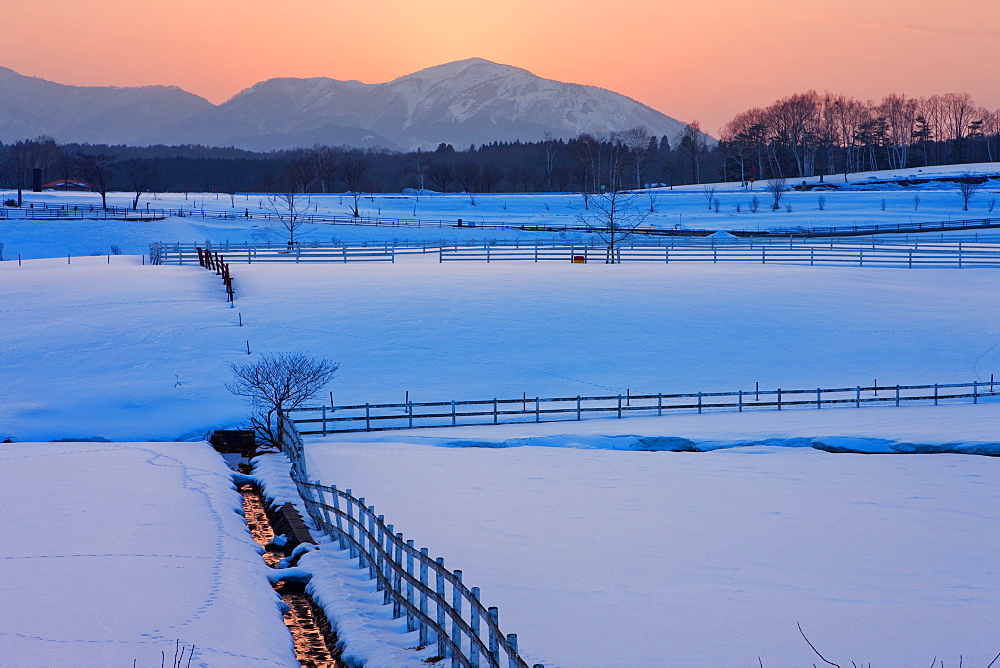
[6,0,1000,135]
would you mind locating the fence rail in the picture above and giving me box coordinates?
[149,239,1000,268]
[288,380,997,434]
[278,417,537,668]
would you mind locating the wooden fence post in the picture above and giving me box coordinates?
[452,570,463,666]
[356,498,366,568]
[856,386,861,407]
[452,400,457,426]
[322,407,327,436]
[470,587,481,667]
[934,383,938,405]
[777,389,782,410]
[617,395,622,418]
[488,608,500,660]
[698,392,702,414]
[895,385,900,406]
[577,396,582,420]
[331,488,346,550]
[376,515,386,595]
[366,403,370,430]
[506,635,520,668]
[974,380,978,404]
[367,506,377,580]
[406,540,416,632]
[346,491,357,558]
[738,390,742,412]
[657,393,662,416]
[436,557,447,657]
[393,533,404,618]
[419,548,430,647]
[816,388,821,409]
[493,399,498,424]
[408,401,413,429]
[535,397,540,422]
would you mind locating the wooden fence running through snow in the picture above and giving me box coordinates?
[287,380,998,435]
[278,416,538,668]
[149,239,1000,268]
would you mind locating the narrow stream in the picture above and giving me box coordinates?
[240,484,343,668]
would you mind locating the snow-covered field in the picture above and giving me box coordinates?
[3,257,998,441]
[3,162,1000,260]
[300,438,1000,667]
[4,167,1000,666]
[0,441,296,667]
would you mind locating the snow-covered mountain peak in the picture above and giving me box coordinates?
[0,60,694,150]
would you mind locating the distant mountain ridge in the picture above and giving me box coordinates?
[0,59,693,150]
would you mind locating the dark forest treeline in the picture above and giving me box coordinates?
[0,127,720,201]
[2,90,999,203]
[720,91,1000,182]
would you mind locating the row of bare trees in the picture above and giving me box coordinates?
[0,136,157,209]
[720,91,1000,182]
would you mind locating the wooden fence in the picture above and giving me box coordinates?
[0,202,170,220]
[150,241,403,265]
[288,380,997,435]
[278,416,538,668]
[437,242,1000,267]
[764,216,1000,237]
[196,247,235,301]
[149,238,1000,268]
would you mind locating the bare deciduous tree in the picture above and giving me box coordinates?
[2,137,60,206]
[127,161,154,211]
[454,162,480,205]
[677,121,707,184]
[407,154,428,201]
[766,177,788,210]
[264,192,310,247]
[702,184,717,211]
[577,189,650,263]
[338,154,370,217]
[620,126,654,189]
[226,352,339,450]
[542,131,560,191]
[427,162,454,193]
[957,173,985,211]
[480,164,503,193]
[77,153,115,209]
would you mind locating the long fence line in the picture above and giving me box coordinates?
[5,197,999,238]
[148,239,1000,268]
[438,242,1000,267]
[288,380,997,434]
[278,416,538,668]
[0,203,170,220]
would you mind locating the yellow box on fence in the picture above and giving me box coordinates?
[572,255,587,264]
